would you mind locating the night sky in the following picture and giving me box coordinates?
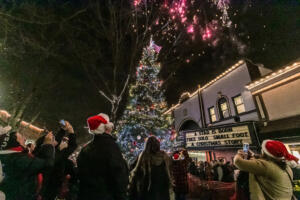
[0,0,299,140]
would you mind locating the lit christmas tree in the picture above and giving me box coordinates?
[116,39,176,163]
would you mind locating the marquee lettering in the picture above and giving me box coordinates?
[185,125,252,148]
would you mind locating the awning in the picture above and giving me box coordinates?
[258,115,300,142]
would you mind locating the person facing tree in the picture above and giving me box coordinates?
[129,136,174,200]
[77,113,128,200]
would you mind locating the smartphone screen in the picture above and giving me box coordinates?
[60,120,66,126]
[243,143,249,153]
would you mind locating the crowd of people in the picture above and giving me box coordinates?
[188,159,235,183]
[0,112,299,200]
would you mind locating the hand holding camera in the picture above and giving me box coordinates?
[60,120,74,134]
[238,143,255,160]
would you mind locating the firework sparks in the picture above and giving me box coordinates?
[202,28,212,40]
[187,25,194,33]
[131,0,237,63]
[133,0,141,7]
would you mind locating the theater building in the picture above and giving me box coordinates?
[167,60,272,162]
[247,60,300,159]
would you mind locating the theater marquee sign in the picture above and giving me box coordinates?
[184,123,258,150]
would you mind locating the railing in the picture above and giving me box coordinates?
[188,174,236,200]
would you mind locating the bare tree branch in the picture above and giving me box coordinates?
[0,11,56,25]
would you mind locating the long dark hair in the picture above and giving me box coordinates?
[144,136,160,154]
[134,136,161,169]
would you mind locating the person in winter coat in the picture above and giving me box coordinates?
[204,161,213,181]
[222,161,234,182]
[171,149,190,200]
[235,170,250,200]
[213,159,224,181]
[129,136,174,200]
[188,161,199,177]
[0,131,55,200]
[234,140,297,200]
[77,113,129,200]
[39,121,77,200]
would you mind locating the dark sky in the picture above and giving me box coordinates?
[0,0,299,139]
[158,0,300,105]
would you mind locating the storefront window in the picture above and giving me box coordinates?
[233,95,246,114]
[188,151,206,162]
[209,107,217,122]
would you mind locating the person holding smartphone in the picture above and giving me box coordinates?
[234,140,298,200]
[0,131,55,200]
[40,120,77,200]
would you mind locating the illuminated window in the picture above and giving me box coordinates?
[218,97,230,119]
[209,107,217,122]
[233,95,246,114]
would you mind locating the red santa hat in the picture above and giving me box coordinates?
[173,153,180,160]
[87,113,110,134]
[262,140,299,167]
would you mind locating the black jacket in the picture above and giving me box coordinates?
[0,145,54,200]
[41,129,77,200]
[77,134,129,200]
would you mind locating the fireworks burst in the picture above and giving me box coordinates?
[133,0,231,40]
[131,0,245,64]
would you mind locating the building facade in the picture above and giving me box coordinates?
[169,60,272,162]
[247,60,300,158]
[170,59,300,162]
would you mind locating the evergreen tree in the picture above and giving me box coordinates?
[116,40,175,163]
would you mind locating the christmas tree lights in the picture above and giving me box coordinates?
[116,39,175,163]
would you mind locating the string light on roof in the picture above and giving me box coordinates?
[247,62,300,90]
[164,60,246,115]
